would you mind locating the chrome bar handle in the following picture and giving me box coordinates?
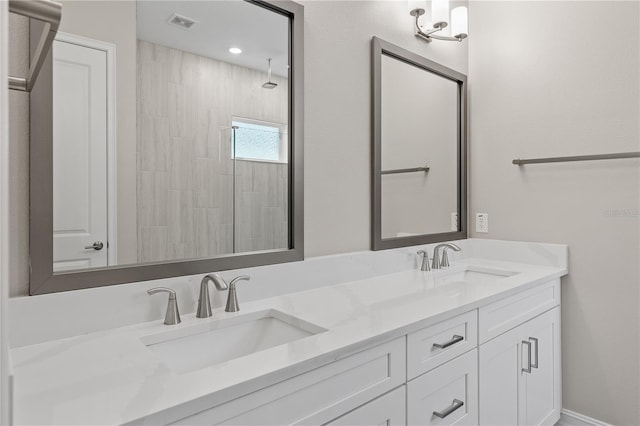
[433,399,464,419]
[433,334,464,349]
[530,337,539,369]
[522,340,532,373]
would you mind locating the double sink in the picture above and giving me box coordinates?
[140,265,518,375]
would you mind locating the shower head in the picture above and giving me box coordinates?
[262,58,277,89]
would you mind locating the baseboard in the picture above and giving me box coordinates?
[557,409,612,426]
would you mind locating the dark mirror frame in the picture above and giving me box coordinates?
[29,0,304,295]
[371,37,467,250]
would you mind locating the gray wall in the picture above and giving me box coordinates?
[136,40,288,263]
[468,2,640,424]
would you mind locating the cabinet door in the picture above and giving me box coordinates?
[521,308,561,426]
[479,325,525,426]
[407,349,478,426]
[479,307,561,426]
[324,386,406,426]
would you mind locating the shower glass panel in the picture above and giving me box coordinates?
[222,125,289,254]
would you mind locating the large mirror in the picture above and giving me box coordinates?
[29,0,304,294]
[371,37,466,250]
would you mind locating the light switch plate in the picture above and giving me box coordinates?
[476,213,489,233]
[451,212,458,231]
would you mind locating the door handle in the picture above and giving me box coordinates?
[522,340,532,373]
[529,337,539,369]
[84,241,104,251]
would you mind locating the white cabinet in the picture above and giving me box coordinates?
[479,307,561,426]
[167,280,561,426]
[407,349,478,426]
[325,386,406,426]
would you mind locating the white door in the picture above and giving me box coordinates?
[52,39,108,271]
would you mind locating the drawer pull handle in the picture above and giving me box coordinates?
[530,337,539,369]
[433,399,464,419]
[522,340,532,373]
[433,334,464,349]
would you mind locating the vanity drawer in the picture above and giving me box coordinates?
[407,310,477,379]
[478,279,560,343]
[407,349,478,426]
[170,337,406,426]
[324,386,406,426]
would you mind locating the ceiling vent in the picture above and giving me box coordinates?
[167,13,198,31]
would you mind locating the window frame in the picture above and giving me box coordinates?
[231,116,289,164]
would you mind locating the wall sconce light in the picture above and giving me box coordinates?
[409,0,468,43]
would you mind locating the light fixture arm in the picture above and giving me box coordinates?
[411,8,467,43]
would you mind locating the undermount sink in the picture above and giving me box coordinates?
[141,309,326,374]
[435,266,519,286]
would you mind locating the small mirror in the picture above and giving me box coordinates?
[371,37,467,250]
[29,0,304,294]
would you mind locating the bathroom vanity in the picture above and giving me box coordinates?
[10,240,567,425]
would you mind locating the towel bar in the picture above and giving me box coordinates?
[381,165,430,175]
[513,152,640,165]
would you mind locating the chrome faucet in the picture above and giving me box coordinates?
[147,287,181,325]
[196,274,229,318]
[417,250,431,271]
[432,243,462,269]
[196,273,251,317]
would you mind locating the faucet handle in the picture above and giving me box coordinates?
[417,250,431,271]
[226,275,250,312]
[147,287,181,325]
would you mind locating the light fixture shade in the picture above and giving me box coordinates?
[451,6,468,37]
[431,0,449,27]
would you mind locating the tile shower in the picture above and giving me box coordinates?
[136,40,288,262]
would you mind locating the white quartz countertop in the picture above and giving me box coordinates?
[11,257,567,425]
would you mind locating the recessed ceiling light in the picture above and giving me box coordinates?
[229,47,242,54]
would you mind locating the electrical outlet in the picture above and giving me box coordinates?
[476,213,489,233]
[451,212,458,231]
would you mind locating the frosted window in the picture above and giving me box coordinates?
[232,121,282,162]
